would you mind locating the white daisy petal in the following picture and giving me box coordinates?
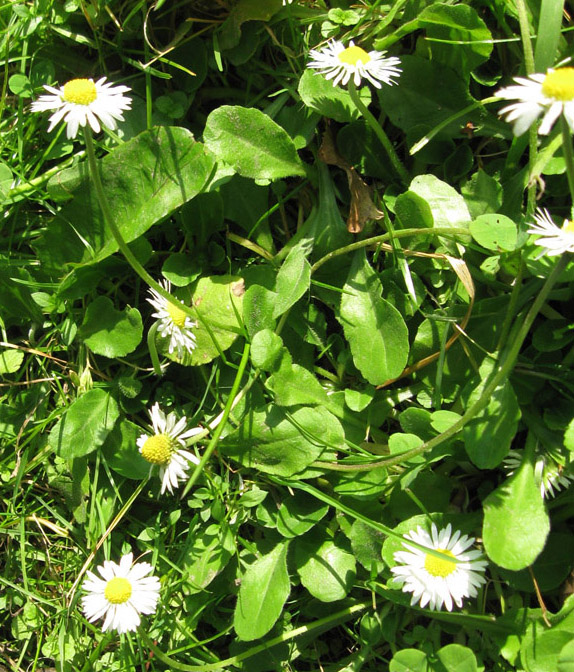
[391,524,487,612]
[495,67,574,135]
[138,402,202,495]
[307,39,401,90]
[81,553,160,634]
[526,208,574,258]
[31,76,131,138]
[504,446,574,498]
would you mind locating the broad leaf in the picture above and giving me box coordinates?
[37,127,216,269]
[338,250,409,385]
[234,541,290,640]
[295,537,356,602]
[49,389,119,459]
[462,360,521,468]
[204,106,305,180]
[273,239,311,318]
[80,296,143,357]
[483,452,550,570]
[219,404,344,476]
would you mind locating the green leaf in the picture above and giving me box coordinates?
[234,541,290,640]
[298,69,371,123]
[219,404,344,476]
[9,73,33,97]
[348,519,386,572]
[184,524,235,593]
[204,106,305,180]
[266,351,329,407]
[250,329,283,371]
[80,296,143,358]
[462,361,521,469]
[559,639,574,672]
[102,420,149,479]
[218,0,282,51]
[436,644,478,672]
[0,349,24,375]
[338,250,409,385]
[483,452,550,570]
[389,649,428,672]
[380,56,475,142]
[295,537,356,602]
[461,169,503,218]
[49,389,120,459]
[273,240,311,318]
[37,127,216,268]
[470,214,517,252]
[408,174,472,235]
[417,3,493,78]
[276,492,329,538]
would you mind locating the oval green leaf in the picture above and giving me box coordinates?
[204,106,305,180]
[234,541,290,641]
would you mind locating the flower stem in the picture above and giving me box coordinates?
[82,128,195,319]
[180,340,252,497]
[347,81,409,186]
[560,113,574,205]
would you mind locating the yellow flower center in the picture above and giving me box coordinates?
[166,301,188,329]
[140,434,174,465]
[104,577,132,604]
[338,46,371,67]
[62,79,97,105]
[562,219,574,234]
[424,548,457,577]
[541,68,574,101]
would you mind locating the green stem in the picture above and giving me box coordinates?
[310,227,470,274]
[314,255,569,471]
[139,602,369,671]
[82,128,196,321]
[515,0,538,215]
[180,342,252,497]
[347,81,409,186]
[560,113,574,204]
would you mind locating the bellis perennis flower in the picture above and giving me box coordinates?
[81,553,160,634]
[31,77,131,139]
[527,208,574,257]
[307,40,401,89]
[137,402,202,495]
[496,67,574,136]
[504,449,574,499]
[147,280,197,360]
[391,523,487,612]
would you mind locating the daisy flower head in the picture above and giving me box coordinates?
[81,552,160,634]
[390,523,487,612]
[504,449,574,499]
[137,402,202,494]
[496,67,574,136]
[31,77,131,139]
[147,280,197,360]
[527,208,574,257]
[307,40,401,89]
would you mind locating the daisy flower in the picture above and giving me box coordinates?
[307,40,401,89]
[504,449,574,499]
[147,280,197,359]
[391,523,487,612]
[496,67,574,136]
[527,208,574,257]
[31,77,131,139]
[81,552,160,634]
[137,402,202,494]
